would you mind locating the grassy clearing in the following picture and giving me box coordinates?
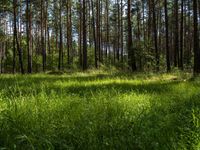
[0,71,199,149]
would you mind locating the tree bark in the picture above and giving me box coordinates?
[164,0,171,72]
[127,0,136,71]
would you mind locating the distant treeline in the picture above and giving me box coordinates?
[0,0,200,74]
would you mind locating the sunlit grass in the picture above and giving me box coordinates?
[0,72,199,149]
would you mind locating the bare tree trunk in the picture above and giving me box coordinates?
[127,0,136,71]
[179,0,184,70]
[174,0,179,67]
[58,0,63,70]
[13,0,24,74]
[152,0,159,71]
[91,0,98,68]
[82,0,87,70]
[164,0,171,72]
[26,0,32,73]
[193,0,200,74]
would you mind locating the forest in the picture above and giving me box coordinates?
[0,0,200,149]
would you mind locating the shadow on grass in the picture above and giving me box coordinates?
[53,81,180,96]
[0,75,181,98]
[0,72,176,88]
[0,75,199,149]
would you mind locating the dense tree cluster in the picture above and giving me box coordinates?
[0,0,200,74]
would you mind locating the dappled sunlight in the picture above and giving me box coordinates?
[1,0,200,148]
[0,72,199,149]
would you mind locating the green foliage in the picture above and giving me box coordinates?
[0,28,6,42]
[0,72,199,149]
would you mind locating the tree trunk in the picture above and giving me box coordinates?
[179,0,184,70]
[26,0,32,73]
[193,0,200,74]
[13,0,24,74]
[164,0,171,72]
[82,0,87,70]
[152,0,159,71]
[127,0,136,71]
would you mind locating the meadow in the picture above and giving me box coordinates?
[0,71,199,149]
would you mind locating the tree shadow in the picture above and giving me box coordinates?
[0,75,199,149]
[0,75,181,99]
[52,81,180,97]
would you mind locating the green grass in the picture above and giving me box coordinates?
[0,71,199,149]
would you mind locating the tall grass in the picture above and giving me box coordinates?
[0,72,199,149]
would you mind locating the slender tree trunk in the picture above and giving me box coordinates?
[41,0,46,72]
[136,2,142,70]
[117,0,120,61]
[13,21,16,73]
[82,0,87,70]
[174,0,179,67]
[127,0,136,71]
[120,0,123,63]
[179,0,184,70]
[13,0,24,74]
[152,0,159,71]
[26,0,32,73]
[193,0,200,74]
[91,0,98,68]
[96,0,101,65]
[164,0,171,72]
[69,0,73,65]
[58,0,63,70]
[79,0,83,68]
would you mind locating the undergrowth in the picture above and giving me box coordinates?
[0,71,199,149]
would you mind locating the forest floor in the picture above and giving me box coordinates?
[0,71,200,149]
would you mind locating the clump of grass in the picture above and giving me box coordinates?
[0,72,199,149]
